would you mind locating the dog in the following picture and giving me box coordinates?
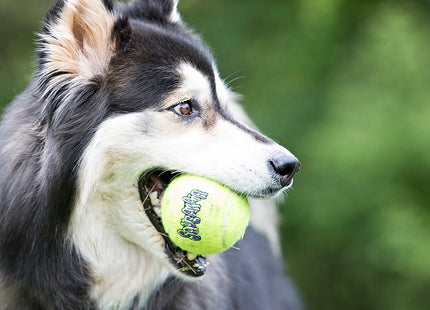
[0,0,302,309]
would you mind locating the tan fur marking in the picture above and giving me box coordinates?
[41,0,115,82]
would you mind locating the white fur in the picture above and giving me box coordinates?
[169,0,181,23]
[70,62,295,308]
[248,197,282,257]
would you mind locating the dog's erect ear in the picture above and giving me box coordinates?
[38,0,130,82]
[126,0,181,24]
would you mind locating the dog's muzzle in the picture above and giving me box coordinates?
[137,154,300,278]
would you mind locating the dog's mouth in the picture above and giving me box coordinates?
[138,169,209,278]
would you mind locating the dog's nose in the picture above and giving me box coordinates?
[269,156,300,187]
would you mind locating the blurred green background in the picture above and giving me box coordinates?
[1,0,430,309]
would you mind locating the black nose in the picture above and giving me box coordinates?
[269,156,300,187]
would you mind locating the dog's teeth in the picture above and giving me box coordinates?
[187,253,197,261]
[149,191,160,206]
[153,207,161,217]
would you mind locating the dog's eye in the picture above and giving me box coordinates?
[178,102,192,115]
[173,100,194,116]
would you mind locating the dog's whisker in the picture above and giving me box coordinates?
[225,75,246,88]
[156,170,168,178]
[229,85,245,91]
[181,259,197,275]
[176,255,186,265]
[224,69,248,86]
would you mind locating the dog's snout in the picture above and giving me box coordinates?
[269,156,300,187]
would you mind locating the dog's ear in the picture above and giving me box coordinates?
[126,0,181,24]
[38,0,131,82]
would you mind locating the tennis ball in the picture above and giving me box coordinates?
[160,174,250,255]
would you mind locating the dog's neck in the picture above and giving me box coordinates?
[69,196,171,309]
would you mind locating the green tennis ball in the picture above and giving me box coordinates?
[160,174,250,255]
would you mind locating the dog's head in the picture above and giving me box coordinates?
[37,0,299,283]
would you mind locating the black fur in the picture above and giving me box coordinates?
[103,0,114,12]
[41,0,67,34]
[0,86,95,309]
[144,228,302,310]
[113,17,132,52]
[38,0,67,67]
[126,0,178,25]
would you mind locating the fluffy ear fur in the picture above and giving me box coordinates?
[126,0,181,24]
[38,0,126,82]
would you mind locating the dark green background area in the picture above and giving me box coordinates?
[1,1,430,309]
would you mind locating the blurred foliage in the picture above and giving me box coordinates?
[1,0,430,309]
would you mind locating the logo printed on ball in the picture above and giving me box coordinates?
[177,189,208,241]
